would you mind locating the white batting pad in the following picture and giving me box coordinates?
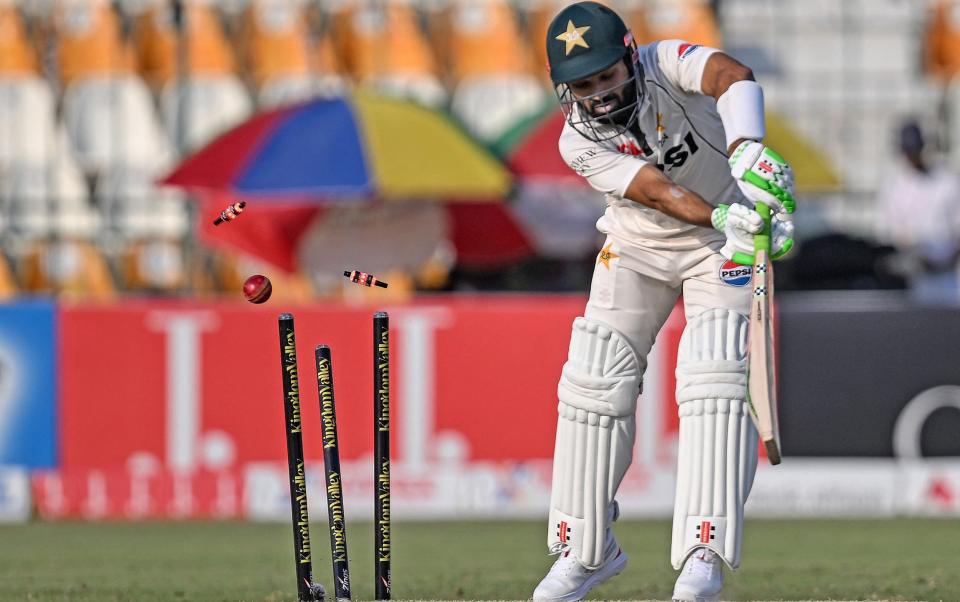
[549,317,641,569]
[671,308,758,570]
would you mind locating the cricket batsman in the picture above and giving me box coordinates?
[533,3,795,601]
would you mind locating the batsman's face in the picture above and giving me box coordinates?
[566,61,633,120]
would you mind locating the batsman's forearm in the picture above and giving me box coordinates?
[623,164,715,228]
[642,186,715,228]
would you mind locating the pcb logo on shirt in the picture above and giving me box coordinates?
[719,259,752,286]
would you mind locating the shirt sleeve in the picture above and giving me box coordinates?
[558,124,648,198]
[655,39,719,95]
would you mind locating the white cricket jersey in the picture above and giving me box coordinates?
[559,40,746,250]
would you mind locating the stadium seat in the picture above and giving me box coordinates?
[19,238,116,299]
[239,0,311,88]
[53,0,136,85]
[1,148,101,238]
[207,252,315,301]
[435,0,534,82]
[120,238,189,292]
[646,0,721,47]
[0,77,99,239]
[61,74,172,174]
[0,77,59,168]
[258,76,317,106]
[0,251,17,299]
[433,0,547,140]
[925,0,960,82]
[259,28,352,105]
[451,75,547,141]
[94,165,189,239]
[331,0,447,107]
[159,75,253,151]
[134,0,237,90]
[0,2,39,76]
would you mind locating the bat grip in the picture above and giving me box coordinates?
[754,201,772,254]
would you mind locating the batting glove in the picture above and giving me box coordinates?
[729,141,796,215]
[712,203,795,265]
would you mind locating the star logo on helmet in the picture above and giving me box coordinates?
[556,20,591,56]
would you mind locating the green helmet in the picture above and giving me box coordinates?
[546,2,644,143]
[546,1,632,85]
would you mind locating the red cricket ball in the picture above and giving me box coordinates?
[243,274,272,304]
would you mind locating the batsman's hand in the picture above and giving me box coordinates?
[712,203,794,265]
[729,141,796,215]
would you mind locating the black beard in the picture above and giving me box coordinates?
[583,81,638,127]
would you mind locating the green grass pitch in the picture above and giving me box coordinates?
[0,519,956,601]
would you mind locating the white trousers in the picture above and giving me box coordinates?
[584,235,751,369]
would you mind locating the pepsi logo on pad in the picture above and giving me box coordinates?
[719,260,752,286]
[677,43,701,61]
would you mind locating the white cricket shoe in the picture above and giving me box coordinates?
[672,547,724,602]
[531,530,627,602]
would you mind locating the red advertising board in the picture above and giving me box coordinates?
[49,296,686,519]
[62,297,601,467]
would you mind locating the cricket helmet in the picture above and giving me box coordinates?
[546,1,632,85]
[546,2,645,142]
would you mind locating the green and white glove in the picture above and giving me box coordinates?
[712,203,794,265]
[728,141,796,214]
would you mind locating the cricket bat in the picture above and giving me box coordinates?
[746,201,782,465]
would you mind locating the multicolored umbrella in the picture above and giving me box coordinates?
[492,106,588,186]
[164,92,512,200]
[492,107,605,259]
[161,93,532,271]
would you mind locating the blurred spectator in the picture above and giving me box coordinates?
[876,120,960,303]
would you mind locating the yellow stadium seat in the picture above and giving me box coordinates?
[435,0,535,83]
[314,27,344,77]
[926,0,960,82]
[120,238,188,292]
[332,0,445,105]
[438,0,546,140]
[644,0,720,48]
[20,239,115,300]
[0,252,18,299]
[134,0,236,90]
[0,4,39,76]
[333,1,439,79]
[53,0,136,85]
[209,252,316,302]
[239,0,311,87]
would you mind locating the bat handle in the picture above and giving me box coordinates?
[753,201,771,254]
